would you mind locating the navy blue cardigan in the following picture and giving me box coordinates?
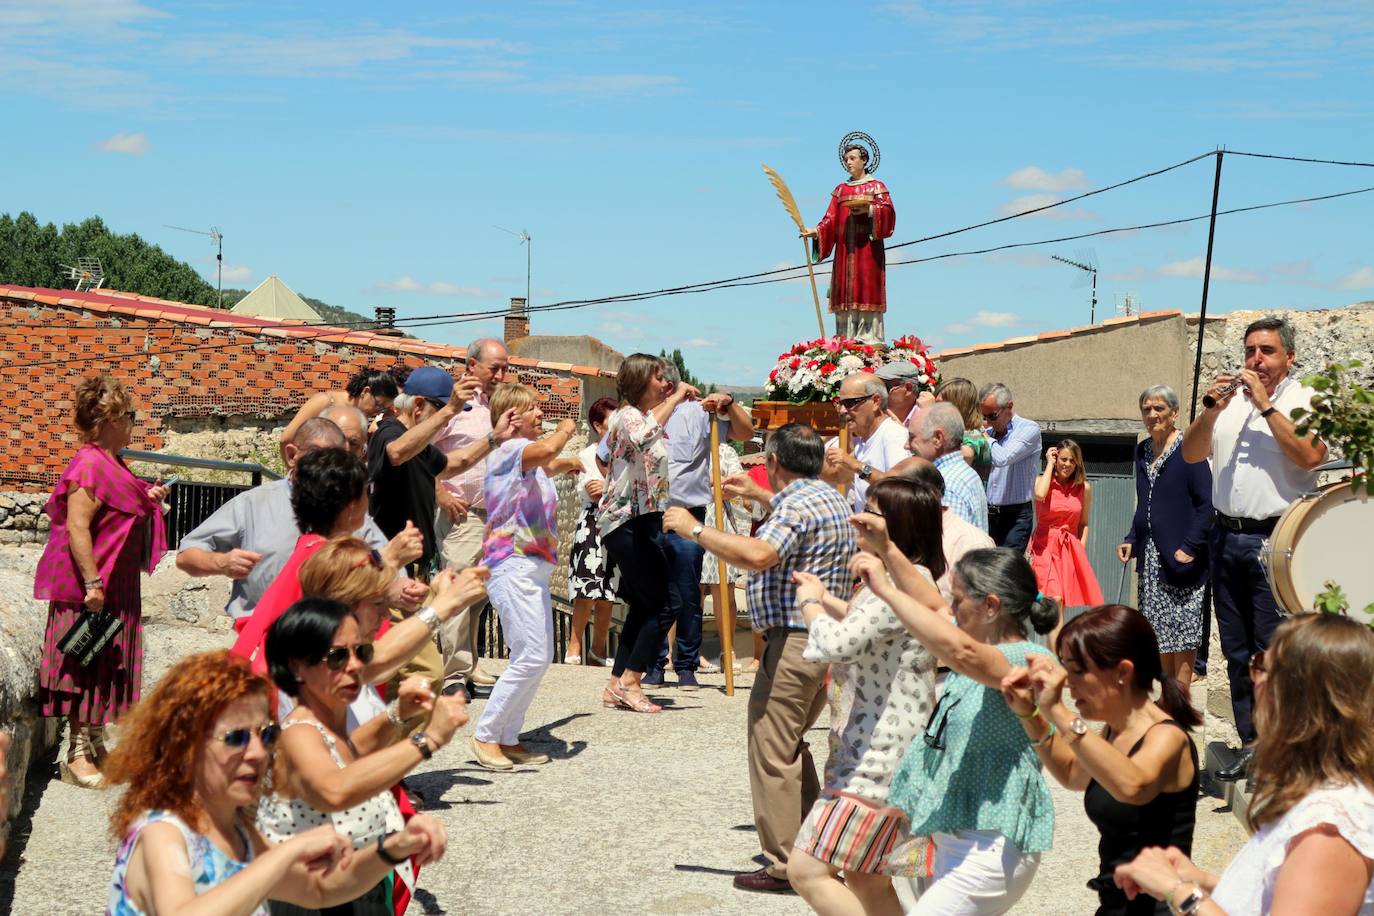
[1123,438,1213,589]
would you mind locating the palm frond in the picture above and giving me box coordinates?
[762,164,807,232]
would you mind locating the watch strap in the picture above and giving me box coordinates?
[1260,406,1277,418]
[375,831,407,865]
[410,732,433,760]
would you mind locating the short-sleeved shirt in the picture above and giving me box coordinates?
[748,478,858,630]
[177,478,387,619]
[829,417,911,511]
[664,401,731,509]
[1209,376,1318,520]
[482,438,558,566]
[936,449,989,532]
[434,392,491,509]
[367,417,447,565]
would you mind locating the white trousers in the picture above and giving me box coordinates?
[899,830,1040,916]
[473,556,554,745]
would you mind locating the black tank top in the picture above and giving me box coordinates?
[1083,720,1199,916]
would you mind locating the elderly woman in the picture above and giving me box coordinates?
[260,597,469,915]
[34,374,169,788]
[1113,613,1374,915]
[1117,385,1212,688]
[470,382,579,770]
[567,396,621,665]
[104,649,448,915]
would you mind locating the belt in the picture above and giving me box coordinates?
[1214,511,1277,535]
[988,501,1030,515]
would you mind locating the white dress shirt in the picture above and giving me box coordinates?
[1209,376,1318,519]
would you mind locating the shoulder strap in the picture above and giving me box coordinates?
[282,718,345,764]
[1128,719,1190,755]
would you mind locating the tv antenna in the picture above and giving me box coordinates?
[165,224,224,308]
[494,226,531,308]
[1050,249,1098,324]
[59,257,105,292]
[1115,292,1139,318]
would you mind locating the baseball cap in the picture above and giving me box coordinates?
[875,361,923,384]
[403,366,455,404]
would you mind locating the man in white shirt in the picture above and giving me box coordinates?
[1183,315,1326,779]
[823,372,911,511]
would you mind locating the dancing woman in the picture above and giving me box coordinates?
[1030,439,1103,610]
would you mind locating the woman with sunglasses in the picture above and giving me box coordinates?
[104,649,448,916]
[1000,605,1200,915]
[36,374,170,788]
[849,521,1060,916]
[1113,613,1374,915]
[259,598,468,915]
[786,477,944,916]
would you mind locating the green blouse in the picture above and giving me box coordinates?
[963,430,993,476]
[888,640,1055,853]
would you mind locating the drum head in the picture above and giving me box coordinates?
[1277,480,1374,624]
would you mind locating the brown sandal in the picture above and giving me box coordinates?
[610,685,661,714]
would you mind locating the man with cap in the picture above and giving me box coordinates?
[367,366,514,581]
[875,360,926,425]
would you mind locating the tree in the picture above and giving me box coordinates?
[659,347,712,393]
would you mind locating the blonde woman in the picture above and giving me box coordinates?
[1030,439,1103,609]
[935,377,991,480]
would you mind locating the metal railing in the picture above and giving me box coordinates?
[119,449,281,548]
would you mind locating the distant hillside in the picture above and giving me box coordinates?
[219,288,376,330]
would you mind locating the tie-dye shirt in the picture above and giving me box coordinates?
[108,810,265,916]
[483,438,558,566]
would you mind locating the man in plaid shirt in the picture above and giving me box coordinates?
[664,422,857,895]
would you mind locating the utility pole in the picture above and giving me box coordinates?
[1050,254,1098,324]
[1188,149,1225,422]
[166,224,224,308]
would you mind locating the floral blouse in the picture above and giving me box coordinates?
[596,405,668,536]
[108,810,265,916]
[483,437,559,566]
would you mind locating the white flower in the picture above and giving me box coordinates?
[837,353,864,371]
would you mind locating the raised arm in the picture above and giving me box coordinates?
[664,506,779,572]
[650,383,700,427]
[1033,446,1056,503]
[796,573,903,661]
[990,418,1041,468]
[438,407,514,479]
[520,419,576,472]
[280,392,338,459]
[387,378,481,467]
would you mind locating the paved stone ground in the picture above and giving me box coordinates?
[0,623,1249,915]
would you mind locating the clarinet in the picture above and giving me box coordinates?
[1202,375,1246,409]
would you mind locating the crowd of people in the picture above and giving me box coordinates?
[13,315,1373,914]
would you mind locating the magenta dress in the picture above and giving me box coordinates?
[34,444,166,724]
[1030,479,1104,608]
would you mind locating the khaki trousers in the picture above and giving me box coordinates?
[747,627,829,879]
[435,508,486,686]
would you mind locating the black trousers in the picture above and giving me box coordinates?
[603,512,674,677]
[988,501,1034,554]
[1210,525,1283,744]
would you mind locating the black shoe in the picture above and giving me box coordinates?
[1215,747,1254,782]
[440,681,472,702]
[466,679,494,699]
[676,670,700,691]
[641,669,666,688]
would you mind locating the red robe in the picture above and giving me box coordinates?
[811,178,895,315]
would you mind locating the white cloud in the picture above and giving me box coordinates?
[998,194,1097,221]
[370,277,497,297]
[219,264,253,283]
[945,310,1022,336]
[1002,166,1090,192]
[683,337,717,347]
[1158,257,1264,283]
[1336,266,1374,290]
[94,131,150,155]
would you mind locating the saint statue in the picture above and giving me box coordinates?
[801,132,895,345]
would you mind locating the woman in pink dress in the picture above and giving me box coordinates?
[34,375,169,788]
[1030,439,1103,610]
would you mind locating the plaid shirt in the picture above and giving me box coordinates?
[936,450,989,532]
[747,478,858,630]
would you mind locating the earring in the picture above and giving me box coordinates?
[1118,678,1125,686]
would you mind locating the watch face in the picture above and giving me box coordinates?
[1070,717,1088,735]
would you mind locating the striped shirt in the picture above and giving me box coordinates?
[935,450,988,532]
[986,414,1042,506]
[747,478,858,630]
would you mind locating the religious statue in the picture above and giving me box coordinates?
[801,132,895,345]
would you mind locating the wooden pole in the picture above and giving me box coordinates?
[837,425,850,497]
[801,239,826,339]
[709,418,736,696]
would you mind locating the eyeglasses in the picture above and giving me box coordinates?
[1249,649,1267,677]
[923,694,962,751]
[981,407,1004,423]
[321,643,375,671]
[351,549,384,570]
[834,394,873,412]
[216,723,280,750]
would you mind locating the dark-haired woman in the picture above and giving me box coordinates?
[596,353,698,713]
[1001,604,1200,915]
[568,396,620,665]
[35,374,169,788]
[1113,613,1374,915]
[787,478,944,916]
[852,530,1060,915]
[281,367,401,459]
[259,598,469,915]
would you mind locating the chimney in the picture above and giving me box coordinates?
[504,296,529,342]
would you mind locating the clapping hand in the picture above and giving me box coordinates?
[393,814,449,868]
[289,824,353,877]
[791,570,828,606]
[451,376,481,409]
[1026,654,1068,710]
[849,511,891,557]
[1113,846,1205,902]
[1000,666,1039,718]
[396,675,436,722]
[382,521,423,568]
[428,567,489,620]
[848,552,892,599]
[722,472,769,505]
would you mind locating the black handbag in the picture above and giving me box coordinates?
[56,611,123,668]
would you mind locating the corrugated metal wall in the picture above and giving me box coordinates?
[1085,470,1136,605]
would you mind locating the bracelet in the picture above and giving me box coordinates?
[1013,704,1039,721]
[375,831,407,866]
[798,597,823,611]
[415,605,440,634]
[386,699,407,729]
[486,431,497,449]
[83,578,103,589]
[1031,723,1056,749]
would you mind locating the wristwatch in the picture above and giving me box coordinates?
[689,524,705,541]
[410,731,434,760]
[1067,716,1089,739]
[486,430,498,448]
[1171,882,1207,915]
[375,831,407,866]
[858,463,874,481]
[1260,406,1277,419]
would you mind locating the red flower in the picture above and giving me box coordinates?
[789,357,801,369]
[808,359,819,368]
[861,366,875,374]
[769,368,779,381]
[820,362,836,374]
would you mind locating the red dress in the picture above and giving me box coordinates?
[1030,480,1104,608]
[811,178,896,316]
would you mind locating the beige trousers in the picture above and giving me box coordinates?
[434,508,486,686]
[747,627,829,879]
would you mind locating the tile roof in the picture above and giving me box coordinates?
[931,309,1184,359]
[0,284,617,379]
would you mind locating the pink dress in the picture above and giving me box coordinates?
[34,444,166,724]
[1030,479,1103,608]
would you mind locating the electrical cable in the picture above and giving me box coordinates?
[1227,150,1374,169]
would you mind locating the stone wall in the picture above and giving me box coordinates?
[0,493,50,546]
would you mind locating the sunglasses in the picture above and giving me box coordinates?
[351,548,384,571]
[923,694,962,751]
[216,723,280,750]
[321,642,375,671]
[834,394,873,411]
[981,409,1004,423]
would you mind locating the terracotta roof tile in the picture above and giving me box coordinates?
[1036,330,1072,342]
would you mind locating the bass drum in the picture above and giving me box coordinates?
[1263,478,1374,624]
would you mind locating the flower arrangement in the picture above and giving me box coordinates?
[764,334,941,404]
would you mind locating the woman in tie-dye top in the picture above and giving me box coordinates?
[472,383,582,770]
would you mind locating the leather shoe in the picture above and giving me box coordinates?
[1215,747,1254,782]
[469,737,513,771]
[733,867,793,894]
[440,681,471,702]
[676,670,700,691]
[470,667,499,687]
[467,679,495,699]
[641,669,666,688]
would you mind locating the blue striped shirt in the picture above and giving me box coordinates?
[935,450,988,532]
[985,414,1042,506]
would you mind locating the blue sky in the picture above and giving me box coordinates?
[4,1,1372,384]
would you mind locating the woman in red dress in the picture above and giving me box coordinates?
[1030,439,1103,612]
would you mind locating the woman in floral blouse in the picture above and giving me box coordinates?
[597,353,699,713]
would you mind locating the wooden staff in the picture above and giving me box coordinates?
[709,418,736,696]
[763,164,827,339]
[837,425,850,497]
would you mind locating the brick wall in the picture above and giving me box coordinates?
[0,298,586,491]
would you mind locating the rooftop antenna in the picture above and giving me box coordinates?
[59,257,105,291]
[165,224,224,308]
[1050,249,1098,324]
[1115,292,1138,318]
[494,226,531,308]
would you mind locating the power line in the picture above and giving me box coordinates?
[1228,150,1374,169]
